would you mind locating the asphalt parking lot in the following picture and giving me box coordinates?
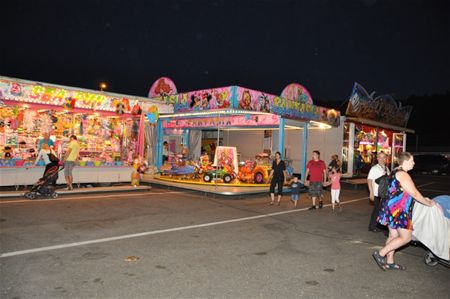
[1,175,449,298]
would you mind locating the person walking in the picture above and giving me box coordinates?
[268,151,287,206]
[372,152,435,271]
[63,135,80,191]
[328,166,342,212]
[305,150,327,210]
[367,151,390,232]
[289,175,301,209]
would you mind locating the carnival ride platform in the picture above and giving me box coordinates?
[142,175,273,196]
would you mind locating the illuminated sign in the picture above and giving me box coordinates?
[0,79,139,113]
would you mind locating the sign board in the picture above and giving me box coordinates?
[346,82,412,127]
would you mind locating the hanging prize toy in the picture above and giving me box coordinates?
[131,158,141,186]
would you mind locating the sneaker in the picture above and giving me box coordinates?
[308,206,317,210]
[319,201,323,209]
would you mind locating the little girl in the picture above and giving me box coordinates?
[328,166,342,212]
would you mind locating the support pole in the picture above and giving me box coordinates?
[156,119,164,170]
[301,122,309,184]
[278,117,285,159]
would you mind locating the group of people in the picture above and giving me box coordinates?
[268,151,342,212]
[268,149,437,271]
[34,133,80,191]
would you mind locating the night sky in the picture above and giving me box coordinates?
[2,0,449,103]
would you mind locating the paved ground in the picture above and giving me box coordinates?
[0,175,449,298]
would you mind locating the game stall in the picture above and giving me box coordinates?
[0,76,172,188]
[145,78,341,191]
[341,82,414,177]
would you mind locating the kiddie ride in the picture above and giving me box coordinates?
[202,163,236,183]
[237,153,272,184]
[159,147,282,185]
[160,155,200,180]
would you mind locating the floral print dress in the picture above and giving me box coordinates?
[377,169,414,230]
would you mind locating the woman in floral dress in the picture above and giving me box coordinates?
[372,152,435,270]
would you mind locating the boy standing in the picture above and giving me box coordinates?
[290,175,301,209]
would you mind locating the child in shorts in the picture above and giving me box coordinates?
[290,175,301,208]
[328,166,342,212]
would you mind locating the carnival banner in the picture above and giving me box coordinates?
[346,82,412,127]
[163,114,279,129]
[0,79,141,114]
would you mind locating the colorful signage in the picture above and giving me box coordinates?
[155,86,340,126]
[346,82,412,127]
[148,77,177,98]
[160,87,233,112]
[163,114,279,129]
[280,83,313,105]
[0,79,140,113]
[236,87,339,126]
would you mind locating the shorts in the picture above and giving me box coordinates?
[308,182,323,197]
[64,161,75,176]
[291,194,299,201]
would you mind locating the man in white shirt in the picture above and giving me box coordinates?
[367,151,390,232]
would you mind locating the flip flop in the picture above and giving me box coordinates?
[384,263,405,270]
[372,251,386,271]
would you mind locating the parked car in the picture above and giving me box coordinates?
[412,154,449,175]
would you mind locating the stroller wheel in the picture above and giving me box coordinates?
[25,192,36,200]
[51,192,59,199]
[424,251,438,266]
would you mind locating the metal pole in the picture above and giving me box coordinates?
[301,122,309,184]
[278,117,285,159]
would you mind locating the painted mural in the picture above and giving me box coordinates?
[160,87,232,112]
[158,85,340,126]
[148,77,177,98]
[280,83,313,105]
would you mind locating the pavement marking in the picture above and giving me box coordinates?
[0,196,368,258]
[420,188,448,193]
[0,191,184,204]
[417,182,435,188]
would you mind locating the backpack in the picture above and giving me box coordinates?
[375,174,389,199]
[48,152,59,163]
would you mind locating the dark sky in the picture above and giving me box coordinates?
[1,0,449,102]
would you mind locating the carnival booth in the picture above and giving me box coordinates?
[0,76,171,188]
[341,82,414,177]
[145,78,341,191]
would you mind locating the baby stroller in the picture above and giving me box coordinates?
[412,195,450,268]
[24,163,64,200]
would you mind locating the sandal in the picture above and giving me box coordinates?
[269,201,274,206]
[372,251,386,271]
[277,201,281,206]
[383,263,405,270]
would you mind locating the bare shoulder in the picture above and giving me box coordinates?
[395,170,411,181]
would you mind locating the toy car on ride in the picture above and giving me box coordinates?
[237,153,272,184]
